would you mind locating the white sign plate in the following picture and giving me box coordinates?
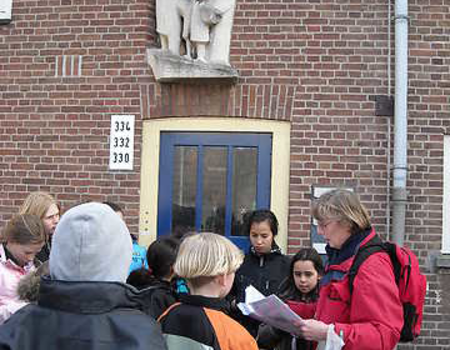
[0,0,12,23]
[109,115,135,170]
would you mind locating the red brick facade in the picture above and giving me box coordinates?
[1,0,449,348]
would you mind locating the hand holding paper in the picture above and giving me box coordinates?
[237,285,305,336]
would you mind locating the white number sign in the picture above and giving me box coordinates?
[109,115,135,170]
[0,0,12,24]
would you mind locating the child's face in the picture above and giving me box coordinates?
[219,272,236,298]
[6,241,44,267]
[42,203,60,236]
[293,260,320,295]
[249,220,274,255]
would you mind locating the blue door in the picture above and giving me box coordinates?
[158,132,272,252]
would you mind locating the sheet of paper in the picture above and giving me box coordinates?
[237,285,305,335]
[245,284,266,303]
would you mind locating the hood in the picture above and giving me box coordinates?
[50,202,132,283]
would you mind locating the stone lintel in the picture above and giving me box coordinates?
[146,48,239,84]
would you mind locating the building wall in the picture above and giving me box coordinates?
[0,0,156,232]
[1,0,449,348]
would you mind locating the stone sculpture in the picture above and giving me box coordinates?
[156,0,192,57]
[156,0,236,66]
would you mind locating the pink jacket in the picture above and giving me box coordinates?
[315,230,403,350]
[0,244,35,324]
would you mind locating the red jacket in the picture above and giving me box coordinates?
[315,229,403,350]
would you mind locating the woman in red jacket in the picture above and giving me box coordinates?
[298,189,403,350]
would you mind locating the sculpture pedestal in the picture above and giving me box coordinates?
[146,49,239,84]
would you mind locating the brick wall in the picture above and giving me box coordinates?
[1,0,449,348]
[406,1,450,348]
[0,0,155,232]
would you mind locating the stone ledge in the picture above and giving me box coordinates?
[146,48,239,84]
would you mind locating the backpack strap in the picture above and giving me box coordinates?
[382,242,404,285]
[348,234,385,295]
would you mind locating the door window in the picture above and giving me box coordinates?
[158,132,272,251]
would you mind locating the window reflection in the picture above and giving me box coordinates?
[231,147,257,236]
[202,147,227,235]
[172,146,197,236]
[170,145,258,238]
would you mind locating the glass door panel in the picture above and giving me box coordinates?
[158,132,272,252]
[231,147,257,236]
[172,146,197,236]
[202,147,228,235]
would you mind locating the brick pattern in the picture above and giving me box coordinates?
[140,83,296,119]
[405,2,450,346]
[229,0,448,347]
[0,0,156,232]
[0,0,449,348]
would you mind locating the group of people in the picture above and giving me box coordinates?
[0,189,404,350]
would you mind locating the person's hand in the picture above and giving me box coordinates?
[297,319,330,341]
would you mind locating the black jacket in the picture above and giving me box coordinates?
[229,244,291,336]
[257,324,316,350]
[159,294,258,350]
[35,241,51,263]
[257,308,316,350]
[143,279,178,319]
[0,277,167,350]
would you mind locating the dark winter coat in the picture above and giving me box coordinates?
[143,279,178,319]
[229,244,291,337]
[0,277,167,350]
[257,300,317,350]
[35,241,51,263]
[257,260,319,350]
[158,294,258,350]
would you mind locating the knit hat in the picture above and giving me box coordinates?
[49,202,132,283]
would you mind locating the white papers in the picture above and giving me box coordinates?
[317,325,345,350]
[237,285,305,335]
[244,284,265,303]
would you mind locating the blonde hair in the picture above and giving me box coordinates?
[19,192,59,219]
[311,189,371,234]
[1,214,45,245]
[174,232,244,279]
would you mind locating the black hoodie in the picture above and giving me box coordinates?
[229,243,291,336]
[0,278,167,350]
